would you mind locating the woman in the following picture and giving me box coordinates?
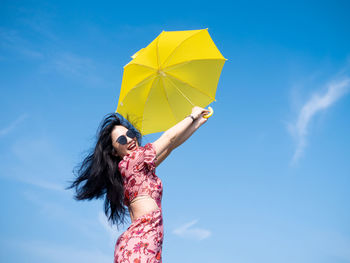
[68,106,209,262]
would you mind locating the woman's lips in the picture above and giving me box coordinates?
[128,142,136,150]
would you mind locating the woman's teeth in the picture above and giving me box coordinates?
[128,143,136,150]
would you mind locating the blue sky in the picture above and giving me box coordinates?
[1,1,350,262]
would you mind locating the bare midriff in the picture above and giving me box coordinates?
[128,195,160,223]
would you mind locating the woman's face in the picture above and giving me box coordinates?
[111,125,139,158]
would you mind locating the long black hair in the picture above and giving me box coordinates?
[66,113,142,228]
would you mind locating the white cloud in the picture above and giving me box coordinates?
[42,51,106,86]
[0,114,28,136]
[0,27,103,86]
[16,176,65,192]
[22,190,106,242]
[52,52,95,77]
[288,78,350,164]
[0,27,44,59]
[172,219,211,241]
[0,136,72,193]
[18,12,58,42]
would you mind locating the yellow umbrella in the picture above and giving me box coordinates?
[116,28,227,135]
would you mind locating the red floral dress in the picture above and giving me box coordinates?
[114,143,163,263]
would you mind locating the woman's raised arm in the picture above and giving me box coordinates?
[152,106,209,161]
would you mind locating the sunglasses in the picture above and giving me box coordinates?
[116,129,137,145]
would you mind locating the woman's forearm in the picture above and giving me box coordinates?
[159,106,208,151]
[162,115,194,146]
[171,118,202,150]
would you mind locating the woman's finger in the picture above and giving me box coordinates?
[203,107,213,118]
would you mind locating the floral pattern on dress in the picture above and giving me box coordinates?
[115,143,164,262]
[118,143,163,209]
[114,208,163,263]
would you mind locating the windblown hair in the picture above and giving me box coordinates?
[66,113,142,228]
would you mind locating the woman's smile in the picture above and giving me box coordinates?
[127,141,137,151]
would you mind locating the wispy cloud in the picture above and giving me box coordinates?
[0,136,72,193]
[15,176,65,192]
[0,114,28,137]
[49,52,100,82]
[173,219,211,241]
[52,52,95,76]
[36,51,107,87]
[22,190,106,241]
[18,10,58,42]
[0,27,44,59]
[288,77,350,164]
[0,26,103,86]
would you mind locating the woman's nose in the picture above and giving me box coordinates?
[126,136,134,143]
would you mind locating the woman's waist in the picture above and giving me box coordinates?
[128,195,161,222]
[127,190,162,206]
[118,206,163,241]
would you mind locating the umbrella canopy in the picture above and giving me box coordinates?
[116,28,227,135]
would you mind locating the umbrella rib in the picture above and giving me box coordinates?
[119,73,156,108]
[124,63,157,71]
[156,35,160,69]
[141,76,158,134]
[163,58,226,71]
[161,29,204,68]
[125,73,156,93]
[165,72,217,102]
[166,76,195,107]
[161,77,178,123]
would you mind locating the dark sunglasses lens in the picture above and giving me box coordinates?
[126,129,136,138]
[117,135,127,145]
